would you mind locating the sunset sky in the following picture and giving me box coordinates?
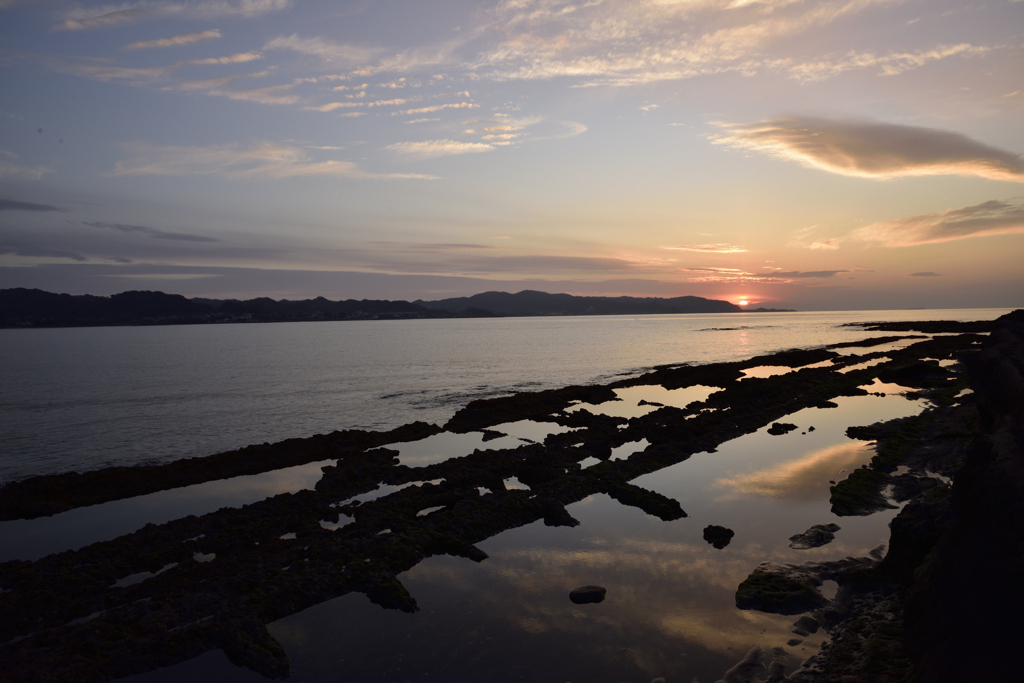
[1,0,1022,309]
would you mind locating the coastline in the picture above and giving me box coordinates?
[0,313,1018,682]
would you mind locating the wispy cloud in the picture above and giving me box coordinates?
[714,117,1024,182]
[263,34,385,65]
[0,151,51,180]
[176,74,301,105]
[0,244,88,262]
[392,102,479,116]
[849,199,1024,247]
[368,242,502,251]
[123,29,222,50]
[909,271,943,277]
[110,142,438,179]
[474,0,903,86]
[386,139,494,160]
[774,43,995,83]
[50,53,265,86]
[0,198,67,212]
[661,243,747,253]
[56,0,292,31]
[83,221,219,243]
[765,269,849,278]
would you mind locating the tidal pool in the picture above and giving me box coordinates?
[116,389,923,683]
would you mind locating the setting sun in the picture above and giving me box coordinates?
[738,300,749,306]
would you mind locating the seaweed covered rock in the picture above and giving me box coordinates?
[735,562,829,614]
[829,468,896,516]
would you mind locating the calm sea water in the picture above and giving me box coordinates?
[0,309,1010,481]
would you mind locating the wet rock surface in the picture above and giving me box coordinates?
[788,523,840,549]
[0,318,1006,682]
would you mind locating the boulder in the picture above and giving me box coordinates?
[569,585,606,604]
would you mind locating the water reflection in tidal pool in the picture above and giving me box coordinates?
[567,384,722,419]
[116,390,923,683]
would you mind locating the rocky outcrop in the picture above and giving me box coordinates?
[903,310,1024,681]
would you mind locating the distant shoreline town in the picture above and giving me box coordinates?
[0,288,793,329]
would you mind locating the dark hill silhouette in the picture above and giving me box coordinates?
[0,288,209,327]
[418,290,741,315]
[1,288,748,328]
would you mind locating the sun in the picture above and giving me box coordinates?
[738,300,749,306]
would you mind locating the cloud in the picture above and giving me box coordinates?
[850,199,1024,247]
[56,1,292,31]
[110,141,438,179]
[177,76,301,105]
[50,53,266,88]
[386,139,494,160]
[909,272,943,277]
[307,102,365,112]
[0,199,67,212]
[0,244,87,262]
[0,151,51,180]
[57,8,148,31]
[82,221,219,243]
[123,29,222,50]
[765,270,849,278]
[714,117,1024,182]
[475,0,902,86]
[661,244,747,253]
[393,102,479,116]
[263,34,384,64]
[773,43,994,83]
[368,242,502,251]
[179,52,263,67]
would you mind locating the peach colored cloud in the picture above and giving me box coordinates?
[714,117,1024,182]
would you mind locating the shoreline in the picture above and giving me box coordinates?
[0,314,1017,682]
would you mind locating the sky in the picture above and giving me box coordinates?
[1,0,1022,310]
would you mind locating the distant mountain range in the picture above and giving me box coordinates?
[0,288,789,328]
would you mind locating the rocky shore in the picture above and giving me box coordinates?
[720,309,1024,682]
[0,312,1016,682]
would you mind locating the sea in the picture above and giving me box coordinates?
[0,308,1013,683]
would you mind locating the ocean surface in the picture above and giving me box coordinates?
[0,308,1011,683]
[0,308,1009,482]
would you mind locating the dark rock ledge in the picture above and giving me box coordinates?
[0,317,1006,682]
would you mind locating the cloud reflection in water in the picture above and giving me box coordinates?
[714,441,874,502]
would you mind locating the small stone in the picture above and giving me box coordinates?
[767,422,798,436]
[651,678,666,683]
[793,615,821,634]
[786,638,804,647]
[569,585,606,604]
[703,524,735,549]
[791,627,810,637]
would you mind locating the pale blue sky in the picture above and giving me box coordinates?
[2,0,1022,308]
